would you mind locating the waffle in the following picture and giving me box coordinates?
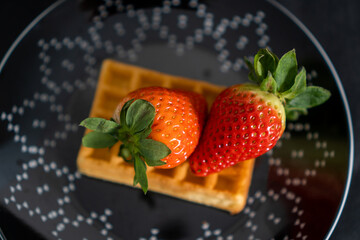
[77,60,255,214]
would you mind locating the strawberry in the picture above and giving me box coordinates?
[80,86,207,193]
[112,87,207,168]
[190,48,331,176]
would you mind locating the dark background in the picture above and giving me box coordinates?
[0,0,359,239]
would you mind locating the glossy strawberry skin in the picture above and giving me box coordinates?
[189,84,285,176]
[113,86,207,169]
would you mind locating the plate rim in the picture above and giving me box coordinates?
[267,0,354,239]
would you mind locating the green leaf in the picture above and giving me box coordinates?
[244,57,260,84]
[120,99,134,127]
[126,99,156,133]
[248,71,257,83]
[136,124,153,139]
[281,67,307,100]
[133,155,148,194]
[254,54,265,80]
[260,71,277,94]
[274,49,298,92]
[118,144,133,162]
[138,139,171,163]
[144,158,167,167]
[80,118,119,133]
[262,48,279,72]
[254,48,279,81]
[82,131,118,148]
[286,108,308,121]
[287,86,331,109]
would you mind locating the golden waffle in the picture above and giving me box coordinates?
[77,60,255,214]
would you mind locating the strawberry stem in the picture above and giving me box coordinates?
[246,48,331,120]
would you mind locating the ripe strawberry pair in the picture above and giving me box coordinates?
[80,49,330,193]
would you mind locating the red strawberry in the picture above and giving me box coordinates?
[190,49,331,176]
[80,86,207,193]
[112,86,207,169]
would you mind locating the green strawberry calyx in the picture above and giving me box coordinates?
[245,48,331,120]
[80,99,171,194]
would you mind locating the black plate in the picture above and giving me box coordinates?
[0,0,353,239]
